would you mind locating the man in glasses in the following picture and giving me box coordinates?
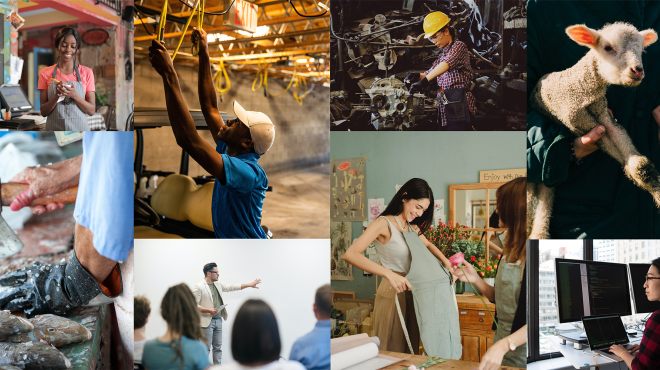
[192,262,262,365]
[148,27,275,239]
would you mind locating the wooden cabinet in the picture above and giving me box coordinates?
[456,294,496,363]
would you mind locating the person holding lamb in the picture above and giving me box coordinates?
[527,0,660,239]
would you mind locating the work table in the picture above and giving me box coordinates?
[379,350,524,370]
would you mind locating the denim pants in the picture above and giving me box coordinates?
[203,317,223,364]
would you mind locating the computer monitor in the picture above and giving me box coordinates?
[0,85,33,117]
[628,263,660,314]
[555,258,632,323]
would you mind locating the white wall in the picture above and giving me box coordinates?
[135,239,329,365]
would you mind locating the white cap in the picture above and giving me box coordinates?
[233,101,275,155]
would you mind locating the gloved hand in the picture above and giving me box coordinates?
[404,72,421,84]
[0,249,122,318]
[409,77,430,94]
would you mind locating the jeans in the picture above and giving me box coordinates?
[203,317,223,364]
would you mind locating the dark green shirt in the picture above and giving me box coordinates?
[208,283,225,319]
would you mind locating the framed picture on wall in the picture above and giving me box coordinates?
[331,157,366,222]
[331,222,352,280]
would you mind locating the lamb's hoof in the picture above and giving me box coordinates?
[625,155,657,184]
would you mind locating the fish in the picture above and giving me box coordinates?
[5,315,91,348]
[0,311,33,341]
[0,342,71,370]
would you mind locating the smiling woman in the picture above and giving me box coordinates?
[37,27,96,131]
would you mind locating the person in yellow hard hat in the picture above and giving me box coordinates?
[407,11,476,130]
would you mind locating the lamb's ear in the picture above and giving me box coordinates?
[566,24,600,48]
[641,29,658,47]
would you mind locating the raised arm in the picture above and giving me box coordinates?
[342,218,411,293]
[192,27,225,143]
[241,279,261,289]
[148,39,227,183]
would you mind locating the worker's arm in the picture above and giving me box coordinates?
[343,217,412,293]
[39,89,60,116]
[421,61,450,81]
[192,27,225,144]
[191,285,217,314]
[148,39,227,183]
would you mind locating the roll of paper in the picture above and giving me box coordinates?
[331,342,379,370]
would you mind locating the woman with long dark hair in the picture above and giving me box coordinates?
[142,284,210,370]
[211,299,304,369]
[38,27,96,130]
[453,177,527,370]
[342,178,461,358]
[610,257,660,370]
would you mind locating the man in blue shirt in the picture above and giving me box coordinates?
[290,284,331,370]
[149,28,274,239]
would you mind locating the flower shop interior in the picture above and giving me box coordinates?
[330,130,526,367]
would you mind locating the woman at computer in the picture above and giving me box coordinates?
[610,257,660,370]
[452,177,527,370]
[342,178,461,358]
[38,27,96,131]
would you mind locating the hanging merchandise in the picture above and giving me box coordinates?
[6,0,24,30]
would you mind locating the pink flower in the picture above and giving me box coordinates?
[449,253,465,267]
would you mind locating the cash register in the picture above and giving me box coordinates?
[0,84,40,130]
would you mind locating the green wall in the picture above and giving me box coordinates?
[330,131,526,299]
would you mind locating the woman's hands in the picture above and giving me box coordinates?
[452,261,480,283]
[609,344,631,358]
[478,338,509,370]
[385,271,412,293]
[56,81,78,99]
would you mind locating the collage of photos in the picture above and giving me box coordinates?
[0,0,658,370]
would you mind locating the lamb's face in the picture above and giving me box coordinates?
[566,23,658,87]
[596,25,646,87]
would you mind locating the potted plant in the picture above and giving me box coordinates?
[477,255,500,286]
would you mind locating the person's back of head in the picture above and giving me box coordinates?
[161,284,207,366]
[314,284,331,320]
[135,295,151,329]
[496,177,526,264]
[231,299,281,365]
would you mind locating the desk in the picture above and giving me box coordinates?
[549,335,642,369]
[379,351,524,370]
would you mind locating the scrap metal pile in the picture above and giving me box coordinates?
[330,0,526,130]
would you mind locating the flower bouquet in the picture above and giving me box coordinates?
[476,254,500,279]
[448,252,498,329]
[424,220,472,257]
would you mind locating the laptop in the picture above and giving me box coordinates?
[582,315,633,362]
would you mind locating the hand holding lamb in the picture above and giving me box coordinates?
[528,22,659,239]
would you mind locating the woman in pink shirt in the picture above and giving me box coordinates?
[38,27,96,130]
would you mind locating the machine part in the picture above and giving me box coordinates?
[365,76,430,130]
[402,0,415,12]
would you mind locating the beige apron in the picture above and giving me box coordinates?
[493,255,527,367]
[45,64,89,131]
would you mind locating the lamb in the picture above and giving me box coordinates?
[528,22,659,239]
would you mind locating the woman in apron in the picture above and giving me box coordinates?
[38,27,96,131]
[407,12,476,131]
[342,178,462,359]
[453,177,527,369]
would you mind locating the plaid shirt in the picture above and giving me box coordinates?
[632,311,660,370]
[425,40,476,126]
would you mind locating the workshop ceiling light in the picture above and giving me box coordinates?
[296,58,308,63]
[208,33,235,42]
[236,26,270,38]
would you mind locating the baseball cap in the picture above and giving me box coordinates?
[233,101,275,155]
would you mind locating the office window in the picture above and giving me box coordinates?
[537,240,583,356]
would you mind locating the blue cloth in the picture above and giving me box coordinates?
[212,139,267,239]
[142,336,211,370]
[289,320,331,370]
[203,317,223,364]
[73,132,133,261]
